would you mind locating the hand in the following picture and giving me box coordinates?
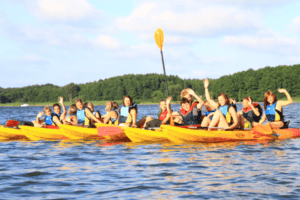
[37,112,44,118]
[58,96,64,104]
[131,124,137,128]
[166,96,172,105]
[247,97,252,105]
[277,88,287,93]
[186,88,196,97]
[203,79,209,88]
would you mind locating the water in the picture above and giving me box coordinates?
[0,103,300,199]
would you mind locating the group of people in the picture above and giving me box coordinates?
[34,78,293,130]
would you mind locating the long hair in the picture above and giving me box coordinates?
[68,104,77,115]
[264,90,277,110]
[217,93,229,105]
[122,95,133,106]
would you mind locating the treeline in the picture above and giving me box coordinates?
[0,64,299,104]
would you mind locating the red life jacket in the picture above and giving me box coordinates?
[243,102,259,112]
[180,102,198,116]
[159,109,168,121]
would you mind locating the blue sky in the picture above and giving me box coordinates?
[0,0,300,88]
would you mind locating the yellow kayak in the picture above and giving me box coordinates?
[0,125,27,140]
[59,124,104,140]
[124,127,168,143]
[20,126,67,141]
[161,125,276,143]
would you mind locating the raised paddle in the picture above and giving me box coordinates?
[154,28,169,97]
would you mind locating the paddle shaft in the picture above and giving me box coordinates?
[160,50,169,97]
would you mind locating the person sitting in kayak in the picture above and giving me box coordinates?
[139,98,172,128]
[180,88,204,108]
[238,96,262,128]
[75,99,102,126]
[119,95,137,127]
[112,102,119,111]
[200,100,216,127]
[203,78,238,130]
[33,106,62,127]
[53,97,67,123]
[63,104,78,125]
[84,102,101,126]
[103,101,119,125]
[259,89,293,129]
[170,96,203,126]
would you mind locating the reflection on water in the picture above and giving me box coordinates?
[0,104,300,198]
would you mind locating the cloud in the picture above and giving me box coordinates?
[116,2,263,36]
[223,34,300,52]
[33,0,102,21]
[18,53,47,64]
[93,35,121,50]
[290,16,300,33]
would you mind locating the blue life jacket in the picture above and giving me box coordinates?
[119,103,137,123]
[205,109,216,120]
[219,105,232,124]
[77,108,86,125]
[265,102,283,122]
[45,113,58,125]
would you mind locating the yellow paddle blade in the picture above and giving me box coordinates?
[154,28,164,50]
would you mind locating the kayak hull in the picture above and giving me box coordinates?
[161,125,276,143]
[20,126,67,141]
[0,126,27,140]
[59,124,104,140]
[124,128,168,143]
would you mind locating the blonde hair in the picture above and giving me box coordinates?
[44,106,51,112]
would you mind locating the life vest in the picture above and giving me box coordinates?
[205,109,216,120]
[219,105,232,124]
[108,108,119,125]
[265,102,283,122]
[231,103,237,112]
[119,103,137,124]
[84,108,101,126]
[242,102,262,123]
[45,113,59,126]
[77,107,87,125]
[179,102,202,125]
[158,109,168,121]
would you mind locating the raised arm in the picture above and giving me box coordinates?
[203,79,219,109]
[277,89,293,109]
[36,112,44,124]
[186,88,204,109]
[248,97,260,117]
[58,97,67,120]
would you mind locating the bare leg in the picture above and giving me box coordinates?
[201,117,211,127]
[266,121,284,129]
[143,116,154,127]
[208,110,229,130]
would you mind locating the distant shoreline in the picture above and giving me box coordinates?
[0,99,299,107]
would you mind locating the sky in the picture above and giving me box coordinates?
[0,0,300,88]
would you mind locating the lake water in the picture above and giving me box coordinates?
[0,103,300,199]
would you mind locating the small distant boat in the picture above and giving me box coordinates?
[20,103,30,107]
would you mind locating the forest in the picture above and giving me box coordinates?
[0,64,299,104]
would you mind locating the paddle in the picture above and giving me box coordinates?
[154,28,169,96]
